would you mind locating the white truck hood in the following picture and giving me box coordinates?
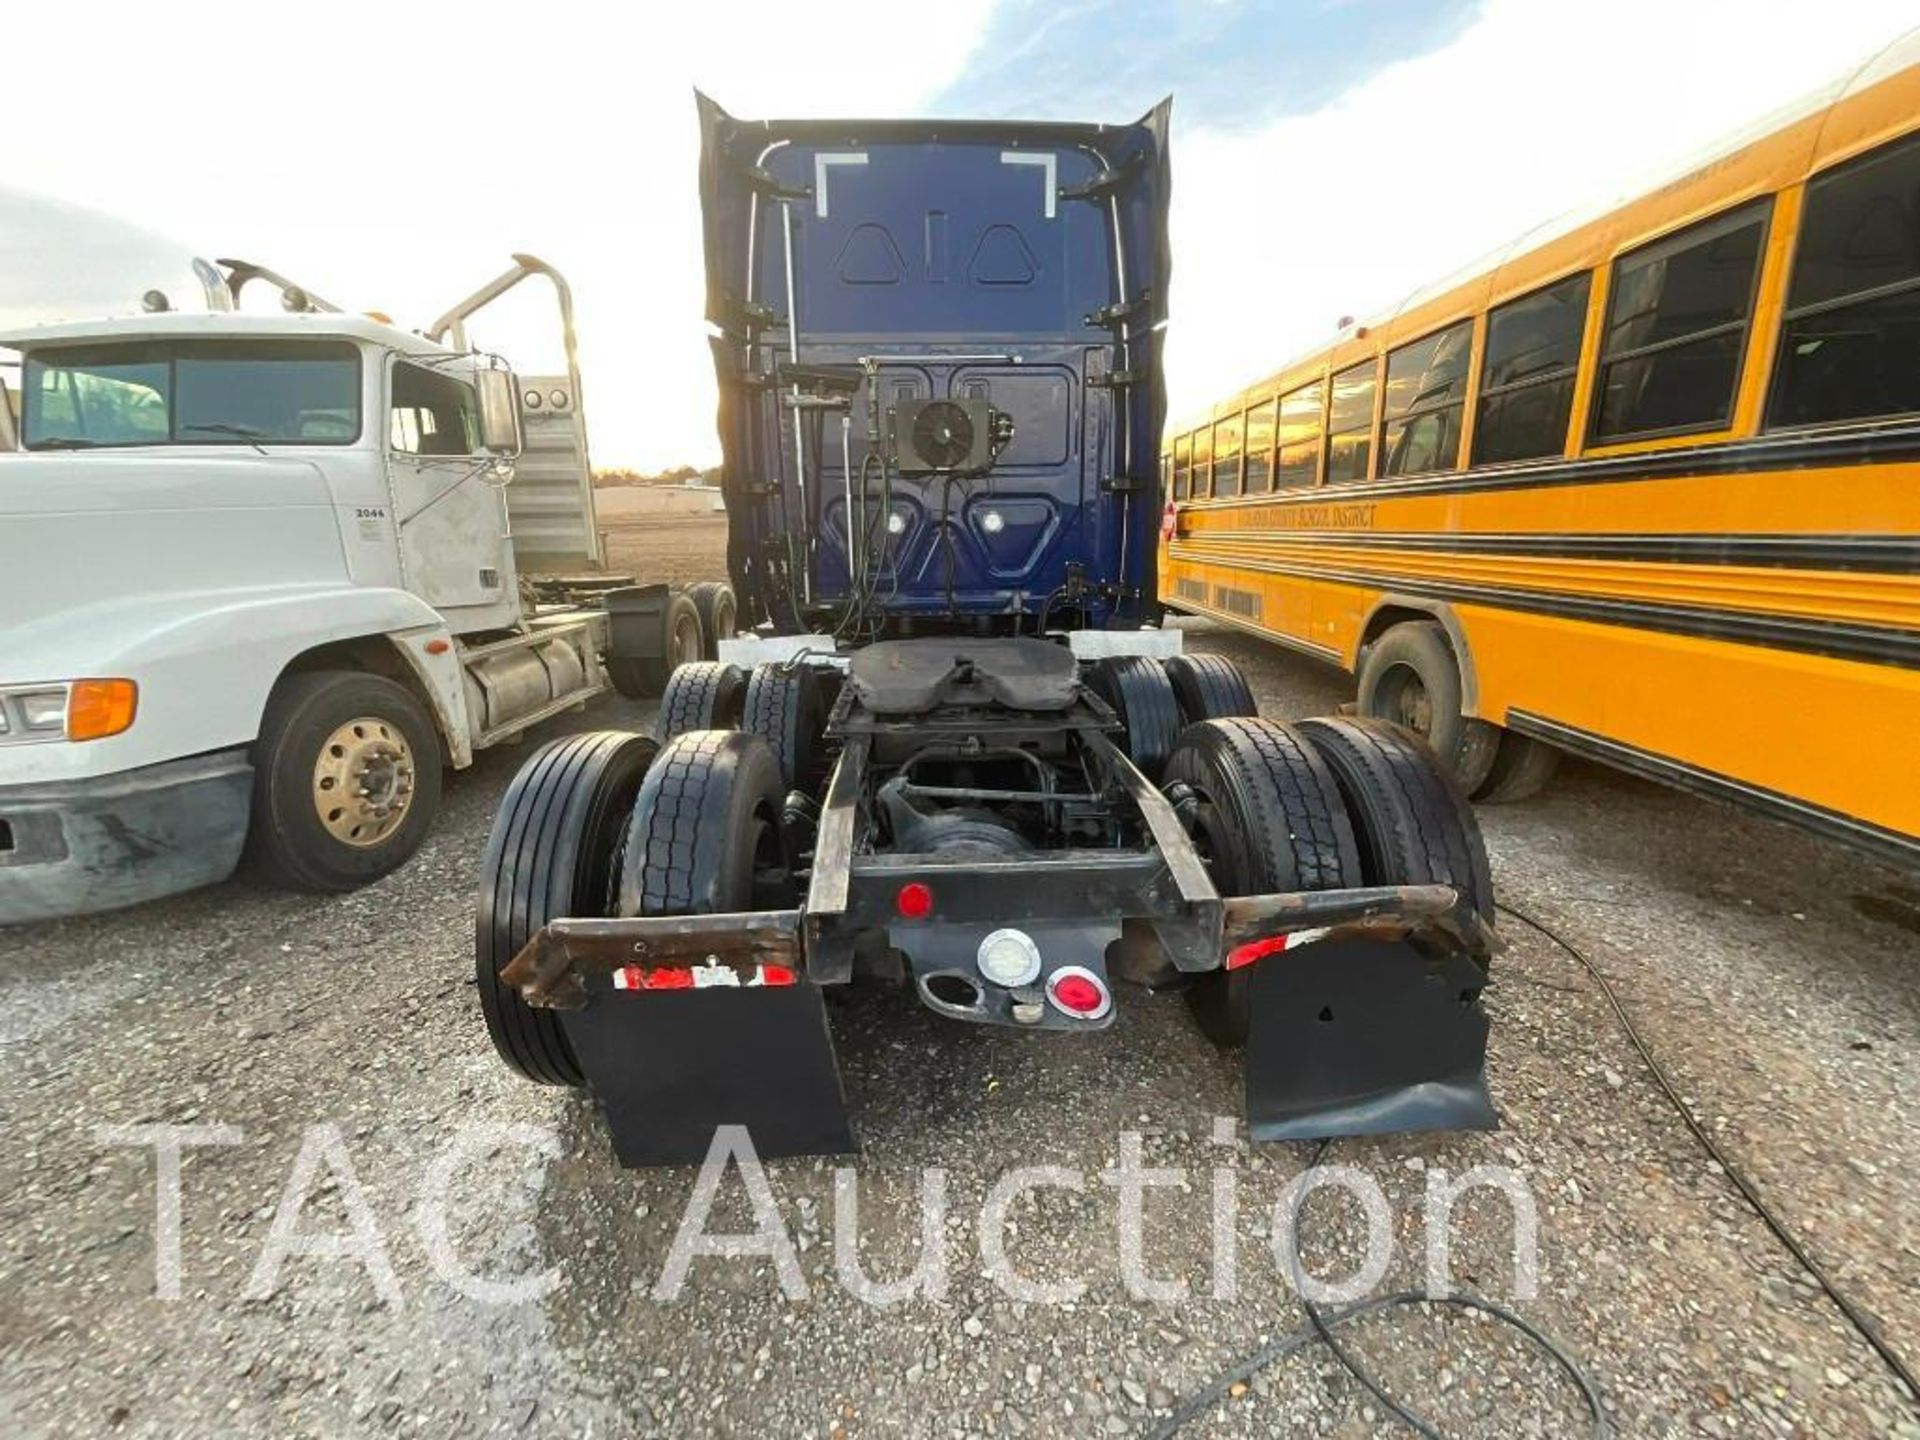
[0,451,364,782]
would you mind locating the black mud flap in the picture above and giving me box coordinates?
[560,985,857,1167]
[1244,936,1496,1141]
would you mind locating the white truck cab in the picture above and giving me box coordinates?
[0,292,703,922]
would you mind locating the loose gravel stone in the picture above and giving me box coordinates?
[1,614,1915,1438]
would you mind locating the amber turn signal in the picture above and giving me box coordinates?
[66,679,138,741]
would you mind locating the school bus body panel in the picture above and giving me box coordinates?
[1159,31,1920,861]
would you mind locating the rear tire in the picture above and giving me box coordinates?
[244,670,442,893]
[617,730,793,916]
[742,662,830,794]
[655,661,746,740]
[1163,653,1258,725]
[686,581,738,661]
[476,730,659,1086]
[1355,622,1498,793]
[1163,718,1362,1046]
[1472,728,1561,803]
[607,592,704,699]
[1294,715,1492,918]
[1086,655,1183,781]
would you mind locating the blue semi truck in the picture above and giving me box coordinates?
[475,98,1500,1165]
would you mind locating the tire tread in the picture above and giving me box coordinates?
[1295,715,1492,916]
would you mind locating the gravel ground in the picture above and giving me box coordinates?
[3,611,1917,1439]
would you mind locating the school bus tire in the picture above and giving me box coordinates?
[1472,728,1562,804]
[1354,622,1499,794]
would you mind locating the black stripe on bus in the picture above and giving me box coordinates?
[1183,530,1920,574]
[1507,711,1920,869]
[1181,419,1920,505]
[1166,552,1920,669]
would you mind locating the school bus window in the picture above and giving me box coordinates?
[1212,412,1244,497]
[1770,132,1920,429]
[1325,360,1378,482]
[1243,399,1275,492]
[1381,320,1472,477]
[1172,433,1191,499]
[1190,423,1213,499]
[1274,380,1323,487]
[1473,271,1592,464]
[1591,200,1769,442]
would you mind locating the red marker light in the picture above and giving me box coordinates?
[758,964,798,987]
[896,882,934,920]
[1045,966,1112,1019]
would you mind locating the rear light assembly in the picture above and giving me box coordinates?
[976,928,1042,987]
[1045,965,1112,1020]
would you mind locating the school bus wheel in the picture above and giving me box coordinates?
[1354,622,1498,793]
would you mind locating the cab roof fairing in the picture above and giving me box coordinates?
[0,310,462,359]
[695,92,1173,632]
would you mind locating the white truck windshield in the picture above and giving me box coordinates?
[21,340,360,449]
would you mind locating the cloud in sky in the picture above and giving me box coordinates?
[2,1,1916,467]
[0,1,995,470]
[1160,0,1920,423]
[930,0,1478,129]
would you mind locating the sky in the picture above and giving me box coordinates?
[2,0,1915,468]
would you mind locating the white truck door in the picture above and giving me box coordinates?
[385,356,516,623]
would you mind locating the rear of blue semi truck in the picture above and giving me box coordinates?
[473,99,1501,1167]
[694,94,1172,637]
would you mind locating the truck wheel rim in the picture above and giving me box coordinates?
[313,717,416,847]
[1378,665,1433,736]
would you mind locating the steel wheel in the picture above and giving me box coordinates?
[1373,663,1434,737]
[312,716,417,847]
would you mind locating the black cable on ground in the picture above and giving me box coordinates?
[1155,1130,1609,1440]
[1497,900,1919,1409]
[1150,1282,1608,1440]
[1165,890,1917,1434]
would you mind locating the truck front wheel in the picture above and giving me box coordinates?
[244,670,442,893]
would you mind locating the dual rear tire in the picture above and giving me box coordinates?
[1089,650,1259,780]
[1170,713,1491,1046]
[476,724,794,1086]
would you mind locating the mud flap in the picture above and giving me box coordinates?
[1244,936,1496,1141]
[560,985,856,1167]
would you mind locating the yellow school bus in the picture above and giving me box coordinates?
[1159,33,1920,865]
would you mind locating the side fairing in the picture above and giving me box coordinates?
[697,95,1171,632]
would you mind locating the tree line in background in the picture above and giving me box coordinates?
[591,464,722,488]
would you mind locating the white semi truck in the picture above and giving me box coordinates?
[0,258,719,922]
